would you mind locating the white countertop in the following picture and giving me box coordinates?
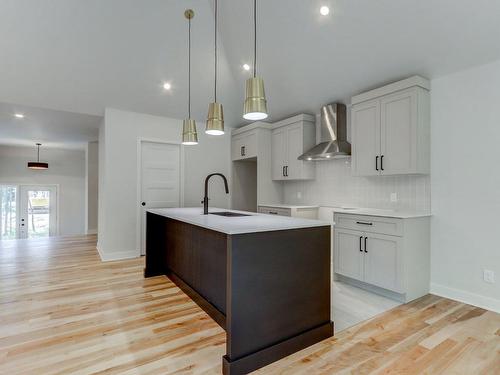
[330,206,431,219]
[258,203,319,209]
[147,207,330,235]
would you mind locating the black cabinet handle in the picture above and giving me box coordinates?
[141,202,146,206]
[356,221,373,226]
[269,211,278,215]
[282,166,285,177]
[285,166,289,177]
[364,237,368,253]
[375,156,379,171]
[359,236,363,252]
[381,155,384,171]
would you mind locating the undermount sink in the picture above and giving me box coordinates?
[209,211,251,217]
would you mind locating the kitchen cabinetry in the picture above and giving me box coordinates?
[351,76,430,176]
[334,212,430,303]
[271,115,316,180]
[258,205,318,219]
[231,129,257,161]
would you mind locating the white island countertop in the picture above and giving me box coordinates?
[147,207,330,235]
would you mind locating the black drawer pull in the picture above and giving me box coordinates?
[381,155,384,171]
[359,236,363,252]
[375,156,379,171]
[269,211,278,215]
[364,237,368,253]
[356,221,373,226]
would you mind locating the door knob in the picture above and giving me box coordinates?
[141,202,146,206]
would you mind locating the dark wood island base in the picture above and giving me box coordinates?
[145,212,333,375]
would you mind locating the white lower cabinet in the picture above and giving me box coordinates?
[334,213,430,303]
[363,233,403,293]
[335,229,364,281]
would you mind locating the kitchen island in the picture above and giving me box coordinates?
[145,207,333,375]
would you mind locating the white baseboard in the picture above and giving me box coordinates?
[96,243,139,262]
[430,283,500,313]
[86,229,97,235]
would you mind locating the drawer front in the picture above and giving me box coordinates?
[258,206,291,217]
[334,214,403,236]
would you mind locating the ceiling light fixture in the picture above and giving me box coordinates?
[320,6,330,16]
[14,113,24,118]
[243,0,268,121]
[27,143,48,170]
[163,82,171,90]
[243,64,250,71]
[181,9,198,146]
[205,0,224,136]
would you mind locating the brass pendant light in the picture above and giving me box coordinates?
[205,0,224,135]
[27,143,48,170]
[243,0,268,121]
[182,9,198,145]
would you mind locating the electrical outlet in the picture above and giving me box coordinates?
[390,193,398,203]
[483,269,495,284]
[297,192,302,199]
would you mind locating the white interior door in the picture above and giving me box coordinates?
[140,141,181,255]
[19,185,58,239]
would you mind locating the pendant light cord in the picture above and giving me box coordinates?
[214,0,218,102]
[253,0,257,78]
[188,16,191,119]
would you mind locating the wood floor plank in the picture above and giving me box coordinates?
[1,235,499,374]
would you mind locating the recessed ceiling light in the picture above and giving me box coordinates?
[320,6,330,16]
[14,113,24,118]
[242,64,250,71]
[163,82,172,90]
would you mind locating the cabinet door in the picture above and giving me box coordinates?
[241,131,257,159]
[232,131,257,161]
[286,124,304,180]
[363,233,403,293]
[271,128,287,180]
[351,100,381,176]
[231,134,244,161]
[380,89,418,174]
[334,228,364,281]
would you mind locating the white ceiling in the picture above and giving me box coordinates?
[0,0,499,144]
[0,102,102,149]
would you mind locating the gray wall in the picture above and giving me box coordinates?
[0,144,86,236]
[85,141,98,234]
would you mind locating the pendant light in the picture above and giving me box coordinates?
[205,0,224,135]
[27,143,48,170]
[243,0,268,121]
[182,9,198,145]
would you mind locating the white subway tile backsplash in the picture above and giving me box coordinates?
[284,159,430,210]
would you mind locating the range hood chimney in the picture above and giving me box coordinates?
[298,103,351,161]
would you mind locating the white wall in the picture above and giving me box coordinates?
[98,108,231,261]
[430,59,500,312]
[183,130,232,208]
[0,144,86,236]
[85,141,98,234]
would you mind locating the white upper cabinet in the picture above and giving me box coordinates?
[351,76,430,176]
[351,99,381,176]
[231,129,257,161]
[271,115,316,181]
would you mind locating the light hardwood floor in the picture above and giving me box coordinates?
[1,235,499,374]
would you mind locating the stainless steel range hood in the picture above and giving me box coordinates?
[298,103,351,161]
